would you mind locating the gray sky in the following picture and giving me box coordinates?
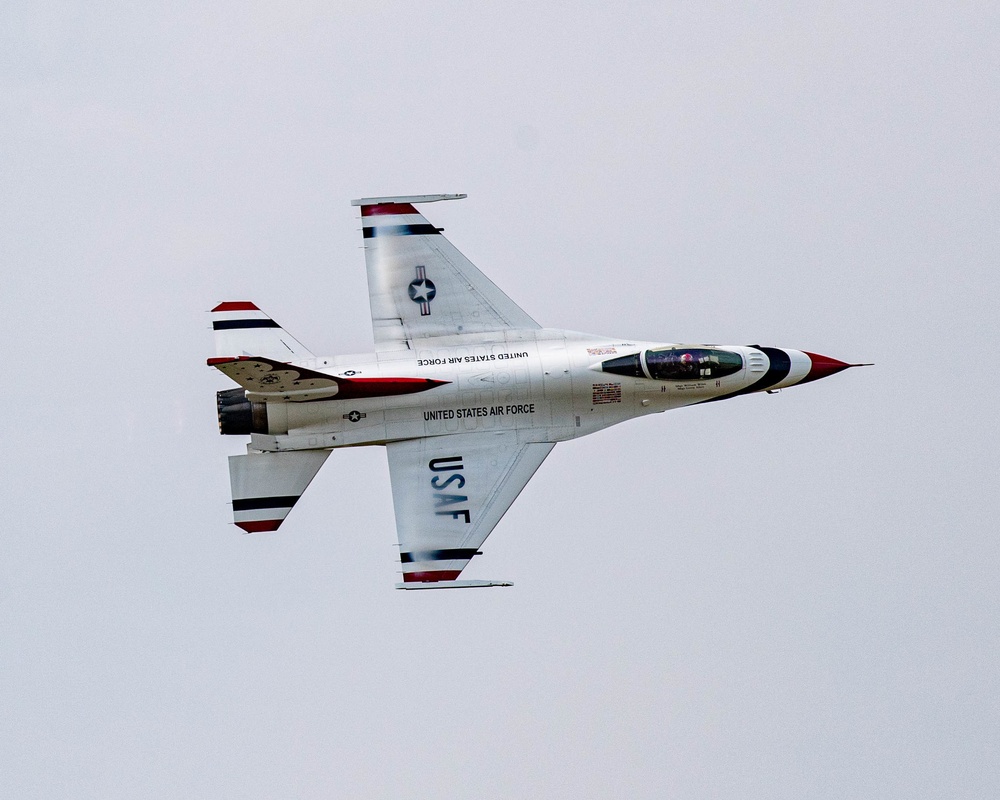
[3,2,999,797]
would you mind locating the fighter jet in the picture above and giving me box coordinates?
[209,194,867,589]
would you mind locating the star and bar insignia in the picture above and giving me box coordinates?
[407,265,436,316]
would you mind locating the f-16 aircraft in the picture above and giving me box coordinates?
[209,194,866,589]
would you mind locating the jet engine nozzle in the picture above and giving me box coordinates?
[216,388,268,435]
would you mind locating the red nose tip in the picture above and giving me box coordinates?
[801,352,858,384]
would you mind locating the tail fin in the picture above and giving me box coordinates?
[211,302,313,360]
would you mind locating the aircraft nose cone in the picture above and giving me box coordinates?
[801,352,858,384]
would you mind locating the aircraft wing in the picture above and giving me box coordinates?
[353,194,540,352]
[387,431,554,586]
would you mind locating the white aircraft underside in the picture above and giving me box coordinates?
[209,194,866,589]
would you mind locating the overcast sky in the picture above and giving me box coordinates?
[3,3,999,798]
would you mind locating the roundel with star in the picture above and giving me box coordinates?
[408,277,436,303]
[407,265,436,317]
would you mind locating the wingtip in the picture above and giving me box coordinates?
[351,193,467,207]
[395,579,513,590]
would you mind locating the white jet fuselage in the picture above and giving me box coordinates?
[246,330,822,453]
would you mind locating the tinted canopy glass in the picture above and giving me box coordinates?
[644,348,743,381]
[600,352,644,378]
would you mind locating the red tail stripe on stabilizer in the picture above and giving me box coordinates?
[236,520,282,533]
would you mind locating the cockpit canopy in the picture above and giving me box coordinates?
[602,347,744,381]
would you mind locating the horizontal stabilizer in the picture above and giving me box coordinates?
[211,302,313,360]
[229,450,330,533]
[394,580,513,590]
[208,355,449,402]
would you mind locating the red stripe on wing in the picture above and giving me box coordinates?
[360,203,419,216]
[403,570,463,583]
